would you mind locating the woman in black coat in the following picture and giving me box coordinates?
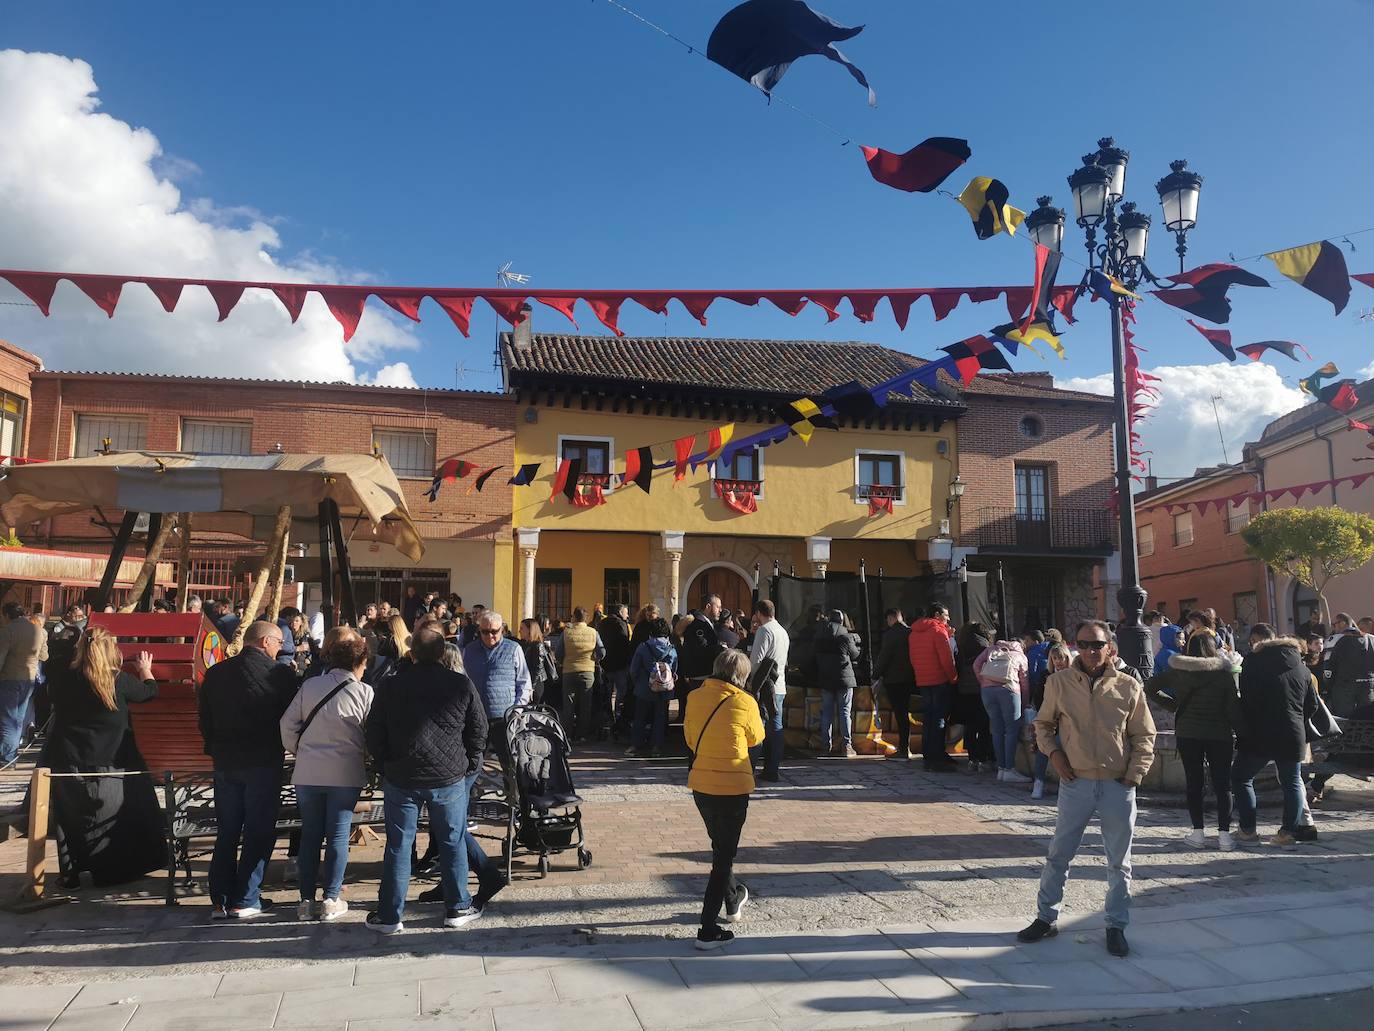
[44,626,164,886]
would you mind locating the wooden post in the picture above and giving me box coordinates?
[264,522,292,621]
[175,513,192,612]
[228,505,291,656]
[119,514,175,613]
[326,499,357,627]
[92,511,139,611]
[4,767,67,911]
[317,502,336,631]
[137,513,163,612]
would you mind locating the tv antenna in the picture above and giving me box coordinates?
[1210,394,1230,465]
[494,262,531,370]
[453,361,469,386]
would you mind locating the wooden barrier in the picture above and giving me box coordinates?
[4,766,67,912]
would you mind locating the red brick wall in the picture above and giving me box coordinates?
[1135,470,1270,624]
[26,374,516,550]
[0,339,43,455]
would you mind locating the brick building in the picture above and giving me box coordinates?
[1134,465,1269,628]
[18,365,515,611]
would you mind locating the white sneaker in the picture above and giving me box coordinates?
[995,768,1006,781]
[444,906,484,929]
[1002,769,1032,784]
[1031,779,1045,799]
[297,900,316,921]
[1184,828,1206,848]
[320,898,348,921]
[722,884,749,923]
[1217,831,1237,852]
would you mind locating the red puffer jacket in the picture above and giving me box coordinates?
[908,617,957,688]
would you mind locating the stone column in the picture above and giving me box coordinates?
[515,527,540,622]
[662,530,685,615]
[806,535,832,580]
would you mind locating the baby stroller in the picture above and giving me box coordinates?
[502,704,592,877]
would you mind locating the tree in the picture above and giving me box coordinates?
[1241,506,1374,626]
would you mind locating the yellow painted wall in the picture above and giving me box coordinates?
[514,408,956,541]
[524,529,653,615]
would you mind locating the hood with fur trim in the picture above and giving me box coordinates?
[1167,654,1233,672]
[1251,636,1301,652]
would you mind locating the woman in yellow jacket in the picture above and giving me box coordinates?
[684,649,765,950]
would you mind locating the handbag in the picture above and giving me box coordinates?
[687,694,732,772]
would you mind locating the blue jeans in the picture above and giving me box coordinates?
[980,686,1022,771]
[210,766,283,910]
[634,692,670,750]
[1036,777,1137,929]
[0,678,35,766]
[821,688,853,750]
[378,778,469,924]
[920,684,954,761]
[1033,749,1050,782]
[1231,751,1306,834]
[295,784,362,901]
[462,770,501,905]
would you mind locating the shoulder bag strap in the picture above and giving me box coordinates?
[689,694,733,771]
[297,678,352,744]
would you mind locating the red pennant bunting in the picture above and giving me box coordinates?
[272,285,309,323]
[145,279,184,313]
[1352,472,1374,489]
[806,292,844,322]
[888,292,921,330]
[1052,286,1080,323]
[70,274,125,317]
[674,435,696,481]
[484,295,528,326]
[537,296,580,328]
[676,294,713,324]
[317,287,369,342]
[632,293,672,316]
[205,282,246,322]
[767,293,808,317]
[433,296,474,336]
[927,290,963,321]
[379,292,423,322]
[3,271,59,315]
[551,458,573,502]
[583,294,626,336]
[848,292,882,323]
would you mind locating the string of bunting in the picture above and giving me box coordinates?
[1139,472,1374,516]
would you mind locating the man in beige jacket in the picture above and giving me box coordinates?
[0,601,49,767]
[1017,619,1155,958]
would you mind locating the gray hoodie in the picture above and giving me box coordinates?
[280,668,374,788]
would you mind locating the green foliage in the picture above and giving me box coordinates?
[0,529,21,548]
[1242,506,1374,619]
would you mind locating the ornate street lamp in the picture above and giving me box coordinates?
[1050,140,1203,675]
[1025,197,1066,253]
[946,473,967,516]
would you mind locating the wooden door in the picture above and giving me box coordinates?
[695,567,751,617]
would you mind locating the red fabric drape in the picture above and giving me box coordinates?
[714,480,758,515]
[674,435,696,482]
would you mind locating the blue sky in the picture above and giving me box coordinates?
[3,1,1374,471]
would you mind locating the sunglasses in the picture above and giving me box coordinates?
[1076,640,1108,651]
[479,628,502,636]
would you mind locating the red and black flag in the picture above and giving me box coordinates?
[508,463,540,486]
[957,177,1025,240]
[550,457,582,502]
[1150,263,1270,324]
[1318,380,1360,414]
[623,446,654,493]
[426,458,475,501]
[823,379,884,419]
[470,466,500,493]
[860,137,970,193]
[1267,241,1352,314]
[1236,340,1312,362]
[1020,244,1063,333]
[942,335,1013,383]
[1187,319,1235,361]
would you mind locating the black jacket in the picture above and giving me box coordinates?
[365,661,488,789]
[1237,637,1318,761]
[875,623,915,688]
[45,670,158,771]
[677,611,723,679]
[198,648,298,770]
[812,619,861,691]
[1325,629,1374,717]
[600,614,634,672]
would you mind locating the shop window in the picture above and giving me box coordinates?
[855,450,904,503]
[74,414,147,457]
[373,428,436,479]
[1173,511,1194,547]
[1138,523,1155,557]
[535,568,573,623]
[182,419,252,455]
[604,568,640,612]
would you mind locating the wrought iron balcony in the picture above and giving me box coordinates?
[856,483,905,502]
[965,506,1115,554]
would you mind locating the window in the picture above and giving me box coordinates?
[1019,415,1044,439]
[855,450,904,503]
[535,568,572,622]
[1233,591,1259,627]
[1138,523,1155,557]
[350,567,450,609]
[559,437,612,478]
[74,414,147,457]
[1226,498,1250,534]
[0,392,24,458]
[1173,511,1194,547]
[714,447,761,483]
[1179,598,1199,620]
[181,419,252,455]
[373,428,436,479]
[1015,465,1050,520]
[604,568,640,611]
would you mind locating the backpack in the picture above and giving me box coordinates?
[650,659,676,693]
[981,644,1018,687]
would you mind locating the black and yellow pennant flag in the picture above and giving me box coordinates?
[957,177,1026,240]
[1266,241,1352,314]
[776,398,838,444]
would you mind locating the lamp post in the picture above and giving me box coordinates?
[1028,138,1203,675]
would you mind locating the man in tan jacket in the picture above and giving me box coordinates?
[0,602,49,767]
[1017,619,1155,959]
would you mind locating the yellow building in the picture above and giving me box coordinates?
[501,329,967,620]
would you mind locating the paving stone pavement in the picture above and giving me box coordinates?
[3,748,1373,1028]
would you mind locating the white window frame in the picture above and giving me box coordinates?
[372,427,437,480]
[1226,498,1250,534]
[711,446,765,500]
[1173,511,1195,548]
[180,418,253,456]
[73,414,147,457]
[853,449,907,507]
[557,434,616,493]
[1138,523,1155,557]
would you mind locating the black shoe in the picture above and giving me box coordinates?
[1016,918,1058,943]
[416,884,444,904]
[473,876,508,911]
[695,925,735,951]
[1106,927,1129,957]
[412,856,438,876]
[924,759,958,772]
[1293,825,1319,842]
[758,769,781,783]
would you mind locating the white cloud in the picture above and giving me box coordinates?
[1063,361,1309,472]
[0,49,420,383]
[362,362,419,389]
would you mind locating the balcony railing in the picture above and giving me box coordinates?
[856,483,905,502]
[965,506,1114,553]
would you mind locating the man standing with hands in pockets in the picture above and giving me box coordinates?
[1017,620,1155,958]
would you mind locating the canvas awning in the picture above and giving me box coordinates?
[0,452,424,561]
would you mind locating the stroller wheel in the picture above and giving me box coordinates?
[578,847,593,869]
[538,855,550,877]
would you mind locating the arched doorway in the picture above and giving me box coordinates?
[685,563,752,618]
